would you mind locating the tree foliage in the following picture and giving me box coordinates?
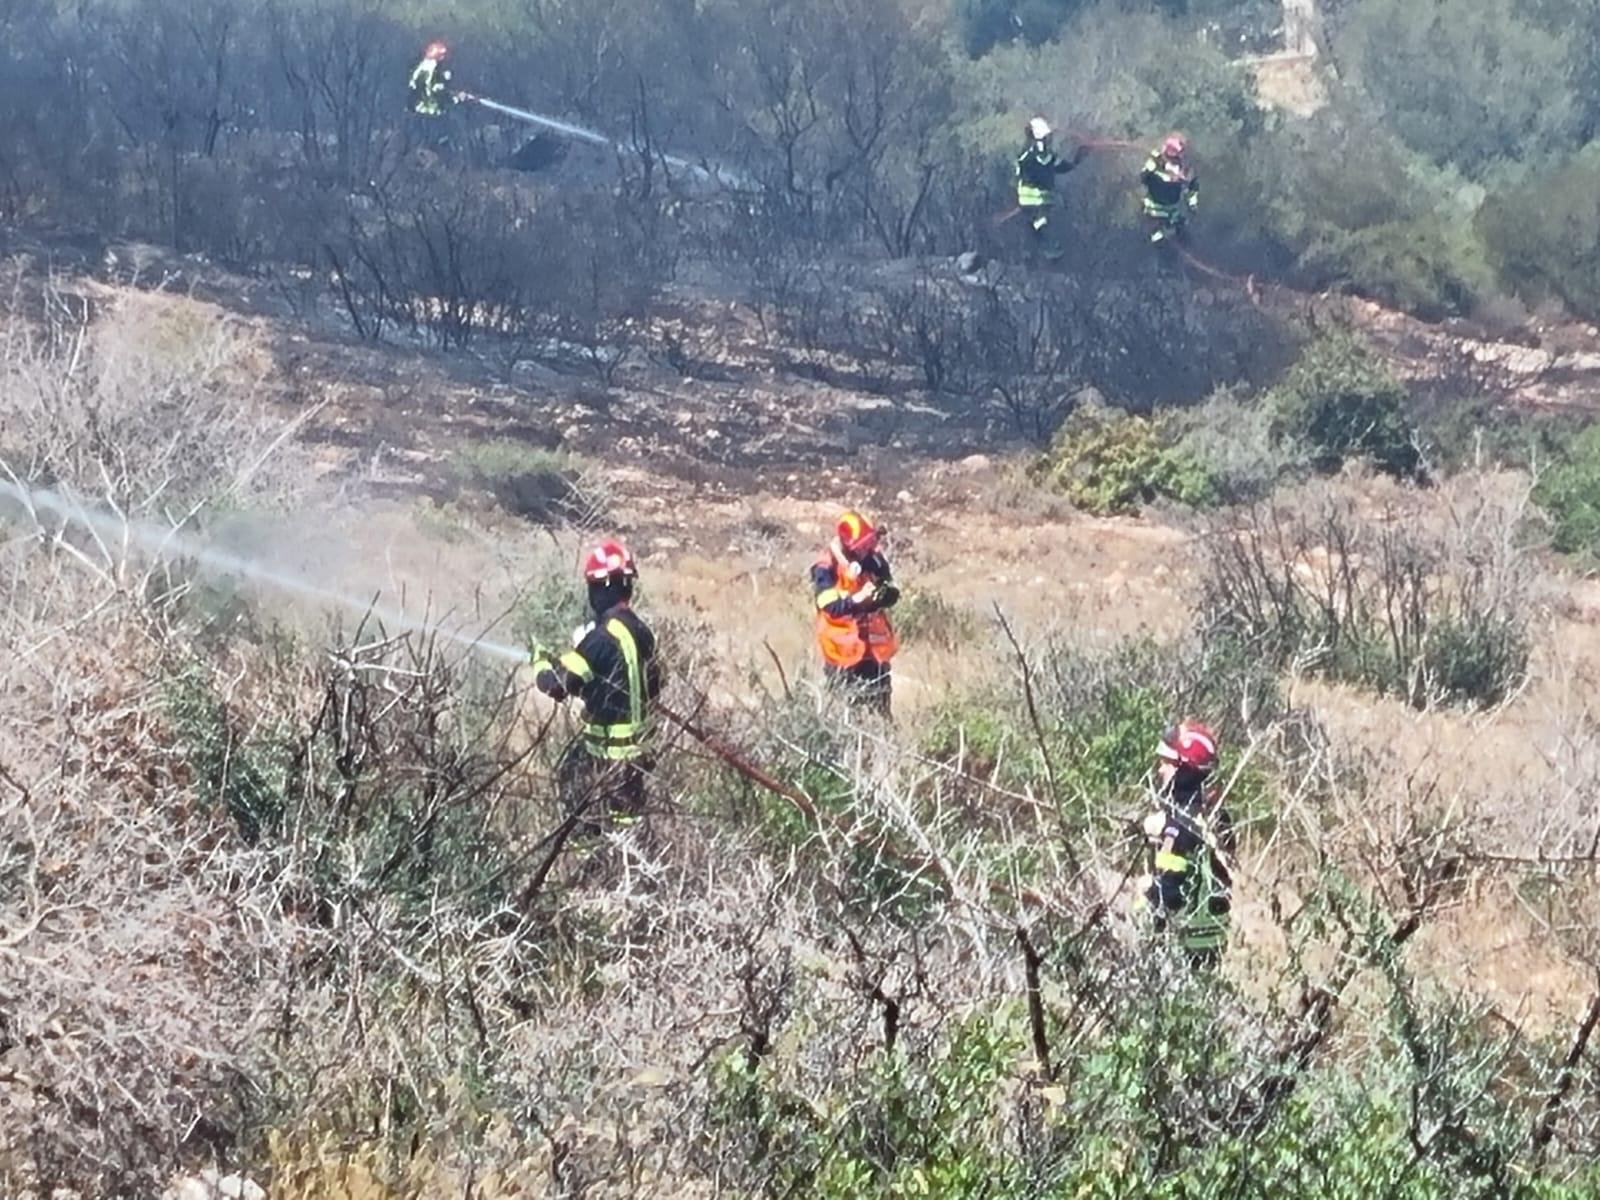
[1267,333,1421,478]
[1337,0,1582,175]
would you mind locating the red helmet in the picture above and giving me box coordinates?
[582,540,637,583]
[1157,719,1218,774]
[425,40,449,59]
[1161,134,1187,160]
[836,510,879,558]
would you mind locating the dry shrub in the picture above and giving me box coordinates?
[0,558,286,1195]
[0,280,300,513]
[1200,475,1535,709]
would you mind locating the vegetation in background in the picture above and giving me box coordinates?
[1533,423,1600,558]
[1032,406,1218,515]
[1202,487,1531,708]
[7,1,1600,1194]
[1267,333,1421,479]
[447,439,605,525]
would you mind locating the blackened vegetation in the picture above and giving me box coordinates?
[0,1,1283,446]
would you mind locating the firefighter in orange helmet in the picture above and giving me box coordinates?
[811,510,900,715]
[409,41,457,117]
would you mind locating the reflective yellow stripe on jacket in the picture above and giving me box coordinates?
[1017,183,1052,208]
[582,618,652,760]
[1154,850,1188,874]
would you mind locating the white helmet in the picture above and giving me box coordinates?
[1027,116,1052,141]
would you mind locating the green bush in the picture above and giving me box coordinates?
[1533,422,1600,556]
[1201,494,1530,709]
[1479,145,1600,319]
[1056,682,1166,804]
[1033,407,1218,515]
[709,957,1600,1199]
[509,566,591,655]
[1174,386,1294,504]
[892,588,979,650]
[1267,333,1421,479]
[164,660,287,843]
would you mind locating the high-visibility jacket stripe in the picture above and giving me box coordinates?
[814,587,848,610]
[559,650,595,682]
[581,618,652,760]
[1154,850,1189,874]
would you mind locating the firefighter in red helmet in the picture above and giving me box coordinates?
[410,41,456,117]
[1140,132,1198,247]
[531,540,662,829]
[1141,719,1235,966]
[812,510,900,716]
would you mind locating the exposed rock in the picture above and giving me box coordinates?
[162,1171,266,1200]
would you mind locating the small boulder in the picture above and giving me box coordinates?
[956,250,984,276]
[163,1171,266,1200]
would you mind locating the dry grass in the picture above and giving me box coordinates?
[7,265,1600,1191]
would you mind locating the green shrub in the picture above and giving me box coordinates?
[892,588,979,650]
[922,691,1038,790]
[1033,407,1218,515]
[164,660,287,843]
[1479,145,1600,320]
[707,954,1600,1198]
[1533,422,1600,556]
[509,567,591,655]
[1268,333,1421,478]
[1174,386,1295,504]
[1296,216,1493,320]
[1056,682,1166,804]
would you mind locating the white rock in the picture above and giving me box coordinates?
[163,1171,265,1200]
[218,1176,266,1200]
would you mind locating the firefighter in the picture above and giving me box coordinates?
[531,540,663,830]
[812,510,900,716]
[1141,133,1199,246]
[1141,720,1234,967]
[1016,116,1087,262]
[409,41,456,116]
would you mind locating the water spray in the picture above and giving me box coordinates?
[0,477,826,823]
[0,478,527,664]
[456,92,753,190]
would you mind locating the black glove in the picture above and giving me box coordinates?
[534,668,567,702]
[877,584,901,608]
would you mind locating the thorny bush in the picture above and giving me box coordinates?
[1200,479,1534,709]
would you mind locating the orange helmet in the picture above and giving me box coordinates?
[836,510,879,557]
[581,540,636,582]
[1161,133,1187,161]
[425,40,449,59]
[1157,719,1218,774]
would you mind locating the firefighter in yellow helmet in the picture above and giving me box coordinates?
[811,510,900,715]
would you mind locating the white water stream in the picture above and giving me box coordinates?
[0,479,529,664]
